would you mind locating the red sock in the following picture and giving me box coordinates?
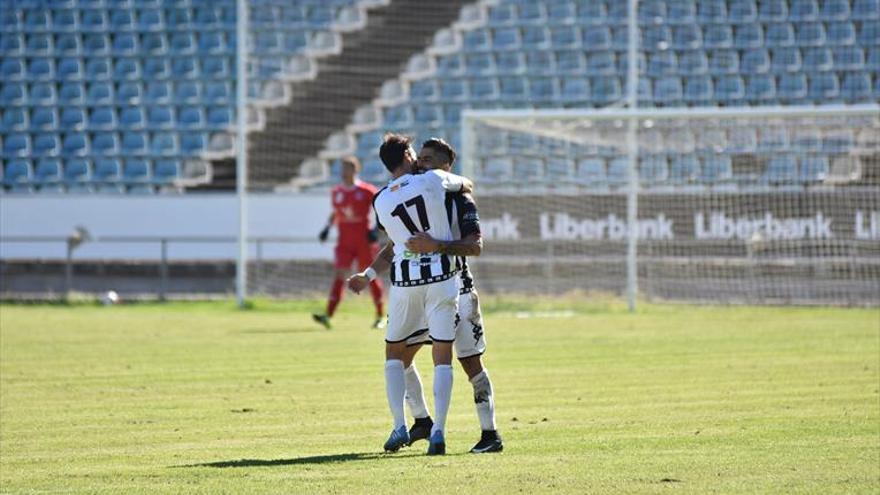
[369,279,384,317]
[326,278,344,317]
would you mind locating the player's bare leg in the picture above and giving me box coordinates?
[401,343,432,445]
[383,341,410,452]
[312,267,350,329]
[428,341,454,455]
[459,355,503,453]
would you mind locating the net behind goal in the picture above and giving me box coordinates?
[461,105,880,306]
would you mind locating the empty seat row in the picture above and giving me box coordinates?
[1,6,236,32]
[1,105,236,132]
[0,56,235,81]
[2,157,182,193]
[1,80,233,107]
[1,131,220,158]
[484,0,879,27]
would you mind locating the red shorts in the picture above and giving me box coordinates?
[334,241,378,271]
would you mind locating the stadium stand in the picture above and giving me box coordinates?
[0,0,877,193]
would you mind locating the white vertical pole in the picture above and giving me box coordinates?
[460,111,476,178]
[625,0,639,312]
[235,0,248,308]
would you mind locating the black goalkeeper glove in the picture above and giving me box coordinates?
[318,226,330,243]
[367,228,380,243]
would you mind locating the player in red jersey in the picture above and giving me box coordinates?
[313,156,385,329]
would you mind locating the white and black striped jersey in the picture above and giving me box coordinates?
[373,169,468,287]
[445,192,481,294]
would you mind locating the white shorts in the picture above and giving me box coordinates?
[385,277,459,344]
[406,289,487,359]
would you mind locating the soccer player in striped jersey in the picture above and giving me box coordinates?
[362,134,474,455]
[349,138,503,454]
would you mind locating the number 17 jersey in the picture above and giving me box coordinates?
[373,169,467,287]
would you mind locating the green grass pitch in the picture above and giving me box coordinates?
[1,298,878,494]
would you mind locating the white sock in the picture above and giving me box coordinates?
[404,364,430,420]
[431,364,454,436]
[471,369,496,431]
[384,359,406,430]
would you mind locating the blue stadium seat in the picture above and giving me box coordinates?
[83,33,109,56]
[820,0,850,21]
[62,133,89,157]
[204,82,232,104]
[110,9,135,30]
[520,26,549,50]
[113,58,140,81]
[150,133,179,157]
[414,104,443,128]
[33,158,63,190]
[26,33,53,56]
[827,22,857,46]
[57,58,83,81]
[611,26,630,50]
[640,155,669,184]
[823,131,854,152]
[1,107,28,132]
[708,50,739,74]
[439,79,467,102]
[202,57,230,79]
[465,53,495,76]
[1,83,26,106]
[796,23,826,47]
[85,58,111,80]
[559,76,589,104]
[550,26,580,49]
[715,75,745,105]
[840,73,872,102]
[734,24,763,49]
[121,131,148,155]
[151,158,180,185]
[574,158,606,186]
[60,107,86,130]
[518,2,547,25]
[148,106,175,129]
[672,24,702,49]
[528,77,559,103]
[92,132,119,156]
[90,106,117,130]
[112,32,138,56]
[0,33,25,55]
[468,78,499,102]
[28,82,58,106]
[704,24,733,49]
[175,81,202,104]
[789,0,819,21]
[771,48,802,73]
[833,46,865,70]
[764,155,798,184]
[27,58,55,81]
[869,48,880,71]
[117,82,142,104]
[3,159,33,192]
[545,158,574,181]
[63,158,92,192]
[765,23,795,47]
[701,156,733,183]
[180,132,208,155]
[170,32,196,54]
[799,156,829,183]
[639,0,667,25]
[778,73,808,102]
[171,57,198,79]
[166,7,192,29]
[854,0,880,20]
[493,27,522,50]
[758,127,790,152]
[643,26,672,51]
[479,158,513,186]
[32,134,60,158]
[741,48,771,74]
[199,31,226,54]
[143,57,170,80]
[410,80,438,101]
[94,158,122,185]
[667,1,696,25]
[496,52,525,74]
[606,158,628,187]
[499,76,528,101]
[547,2,576,26]
[384,106,413,128]
[178,106,205,129]
[137,8,164,31]
[591,76,622,105]
[746,74,777,103]
[463,29,491,51]
[649,51,678,77]
[556,51,586,74]
[80,8,108,31]
[758,0,788,22]
[587,52,616,75]
[669,155,701,184]
[30,107,57,130]
[728,128,757,152]
[123,158,152,191]
[24,9,51,32]
[793,128,823,151]
[653,77,683,106]
[513,157,544,182]
[803,47,833,71]
[857,21,880,46]
[442,104,461,127]
[583,26,612,51]
[55,34,81,56]
[684,76,713,104]
[697,0,727,23]
[142,33,166,55]
[1,10,21,32]
[85,81,113,105]
[675,51,706,75]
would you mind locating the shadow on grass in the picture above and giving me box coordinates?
[178,450,461,468]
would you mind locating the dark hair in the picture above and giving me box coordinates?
[421,137,456,166]
[379,133,413,173]
[341,155,361,172]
